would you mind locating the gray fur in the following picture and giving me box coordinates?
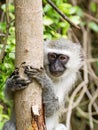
[3,120,16,130]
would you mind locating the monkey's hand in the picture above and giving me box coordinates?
[6,69,31,91]
[5,68,31,99]
[24,66,59,117]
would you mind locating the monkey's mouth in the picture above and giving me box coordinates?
[50,71,64,77]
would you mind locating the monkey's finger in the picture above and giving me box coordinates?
[15,78,31,85]
[29,67,43,72]
[24,66,42,72]
[11,75,20,79]
[10,83,29,91]
[24,70,37,75]
[24,69,39,76]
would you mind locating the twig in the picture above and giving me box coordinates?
[77,107,98,124]
[6,0,10,24]
[0,33,5,37]
[86,90,98,113]
[0,7,15,62]
[66,26,89,130]
[93,0,98,4]
[83,12,98,24]
[82,26,95,130]
[46,0,80,30]
[88,89,98,129]
[66,81,87,130]
[88,63,98,87]
[73,85,87,108]
[0,0,9,62]
[68,28,80,43]
[87,58,98,63]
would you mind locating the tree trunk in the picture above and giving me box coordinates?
[14,0,45,130]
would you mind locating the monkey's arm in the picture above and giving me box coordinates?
[5,69,31,99]
[3,69,31,130]
[5,66,59,117]
[24,66,59,117]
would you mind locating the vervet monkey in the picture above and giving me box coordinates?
[3,38,83,130]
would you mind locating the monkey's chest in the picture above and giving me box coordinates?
[54,83,66,106]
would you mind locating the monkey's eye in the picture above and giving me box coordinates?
[59,55,69,62]
[48,53,56,60]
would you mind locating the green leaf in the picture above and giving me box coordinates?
[88,22,98,32]
[9,4,14,12]
[9,53,15,59]
[1,4,14,12]
[70,16,81,25]
[68,6,77,14]
[90,2,96,13]
[51,31,61,38]
[1,4,6,12]
[74,7,83,17]
[44,34,52,40]
[0,22,6,32]
[43,16,53,26]
[59,3,72,14]
[43,4,52,12]
[58,22,67,27]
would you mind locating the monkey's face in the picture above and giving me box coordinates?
[44,38,83,79]
[48,52,69,77]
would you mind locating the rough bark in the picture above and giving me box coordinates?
[14,0,45,130]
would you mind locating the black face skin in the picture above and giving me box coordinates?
[48,52,69,77]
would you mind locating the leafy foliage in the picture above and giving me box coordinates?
[43,1,81,39]
[0,3,15,128]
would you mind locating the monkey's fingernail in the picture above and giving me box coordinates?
[22,62,26,65]
[40,67,43,70]
[30,66,33,69]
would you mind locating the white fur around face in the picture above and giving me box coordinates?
[44,38,83,73]
[44,47,83,72]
